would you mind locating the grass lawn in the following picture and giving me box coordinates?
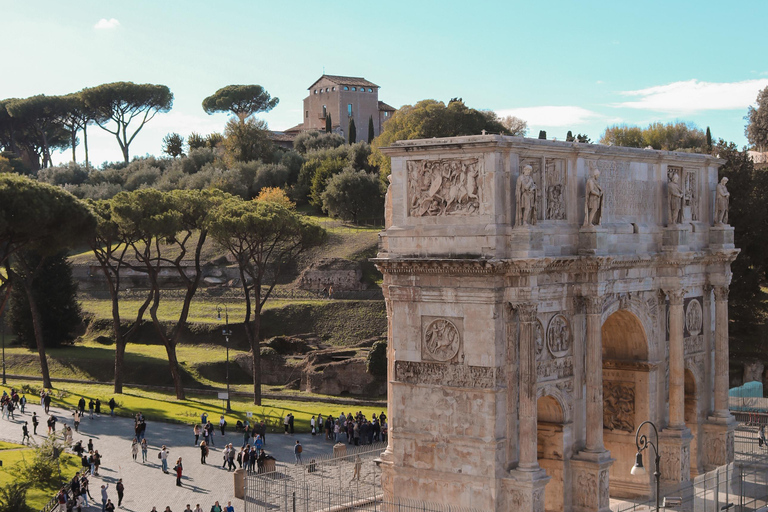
[0,381,384,434]
[0,442,81,512]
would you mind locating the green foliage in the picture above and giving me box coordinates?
[367,116,374,144]
[348,118,356,144]
[81,81,173,162]
[600,121,707,151]
[309,157,346,209]
[222,117,274,165]
[538,130,546,139]
[8,251,82,348]
[162,132,184,157]
[5,95,72,169]
[706,126,712,150]
[499,115,528,136]
[0,152,29,175]
[293,131,345,154]
[0,481,29,512]
[187,132,206,150]
[370,99,508,177]
[9,435,66,490]
[321,168,384,222]
[202,85,278,122]
[37,163,89,186]
[746,86,768,151]
[366,340,387,377]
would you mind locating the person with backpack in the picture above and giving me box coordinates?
[160,445,169,473]
[108,398,116,417]
[294,440,302,465]
[115,479,124,507]
[22,421,29,444]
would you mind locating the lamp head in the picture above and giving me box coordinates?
[630,452,646,476]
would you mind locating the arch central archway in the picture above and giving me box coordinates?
[537,395,568,512]
[601,309,654,499]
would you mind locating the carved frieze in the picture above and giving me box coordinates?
[421,317,462,362]
[407,158,482,217]
[394,360,501,389]
[546,314,571,358]
[684,168,699,221]
[684,335,704,355]
[603,381,635,432]
[574,471,597,508]
[537,356,574,381]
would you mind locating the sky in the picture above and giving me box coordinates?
[1,0,767,166]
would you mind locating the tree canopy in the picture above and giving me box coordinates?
[5,95,71,169]
[202,85,278,123]
[82,82,173,163]
[370,99,508,177]
[321,168,384,222]
[746,86,768,152]
[600,121,707,152]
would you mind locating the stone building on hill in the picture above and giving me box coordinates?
[285,75,395,140]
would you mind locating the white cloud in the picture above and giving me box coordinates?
[615,79,768,113]
[94,18,120,30]
[496,106,605,127]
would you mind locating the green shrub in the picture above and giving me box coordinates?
[366,340,387,377]
[0,482,29,512]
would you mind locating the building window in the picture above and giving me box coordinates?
[348,104,353,116]
[325,88,329,92]
[343,86,349,91]
[314,90,317,94]
[384,112,389,117]
[306,111,309,118]
[351,87,356,91]
[369,88,373,92]
[322,105,327,118]
[332,87,336,91]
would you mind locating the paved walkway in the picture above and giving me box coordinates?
[0,400,355,512]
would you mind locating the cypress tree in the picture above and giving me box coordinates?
[349,118,357,144]
[538,130,547,140]
[326,113,332,133]
[706,126,712,150]
[368,116,375,144]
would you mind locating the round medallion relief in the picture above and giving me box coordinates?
[424,319,461,361]
[547,314,571,358]
[685,299,703,336]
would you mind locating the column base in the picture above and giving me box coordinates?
[571,451,614,512]
[709,224,735,250]
[659,427,693,487]
[510,226,544,258]
[503,468,550,512]
[702,415,737,470]
[578,226,608,255]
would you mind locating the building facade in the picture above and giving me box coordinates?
[375,135,737,512]
[286,75,395,140]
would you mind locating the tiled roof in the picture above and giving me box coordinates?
[378,101,396,112]
[269,131,296,142]
[308,75,379,90]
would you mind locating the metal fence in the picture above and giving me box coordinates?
[244,443,487,512]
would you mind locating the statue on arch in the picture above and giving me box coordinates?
[582,168,603,227]
[667,172,684,225]
[515,164,537,226]
[714,177,730,225]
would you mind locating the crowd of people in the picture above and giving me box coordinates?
[309,410,388,446]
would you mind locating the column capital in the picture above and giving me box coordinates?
[713,285,730,302]
[664,288,686,306]
[511,302,538,322]
[581,296,604,315]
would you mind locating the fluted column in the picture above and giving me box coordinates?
[666,289,686,429]
[584,296,605,453]
[516,302,540,470]
[713,286,730,416]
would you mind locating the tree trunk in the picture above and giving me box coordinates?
[109,275,124,394]
[164,342,185,400]
[21,277,52,389]
[71,130,77,164]
[83,125,89,169]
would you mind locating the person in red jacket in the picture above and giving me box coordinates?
[174,457,183,486]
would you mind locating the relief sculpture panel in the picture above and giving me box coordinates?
[603,381,635,432]
[545,158,566,220]
[546,314,571,358]
[421,317,462,362]
[394,360,501,389]
[407,158,483,217]
[684,168,699,221]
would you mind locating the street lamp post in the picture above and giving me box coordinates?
[631,420,662,512]
[216,305,233,413]
[1,307,5,385]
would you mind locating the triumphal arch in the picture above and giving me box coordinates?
[374,135,737,512]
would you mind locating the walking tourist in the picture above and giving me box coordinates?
[108,397,116,416]
[116,479,124,507]
[88,399,95,419]
[32,411,38,434]
[210,501,222,512]
[294,440,302,464]
[100,484,109,512]
[141,438,148,462]
[22,421,29,444]
[160,445,170,473]
[200,441,209,464]
[225,502,235,512]
[131,438,139,461]
[73,409,81,432]
[219,415,226,436]
[174,457,183,486]
[194,424,201,445]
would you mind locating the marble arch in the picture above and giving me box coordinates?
[375,135,738,512]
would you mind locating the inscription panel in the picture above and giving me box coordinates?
[592,159,655,221]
